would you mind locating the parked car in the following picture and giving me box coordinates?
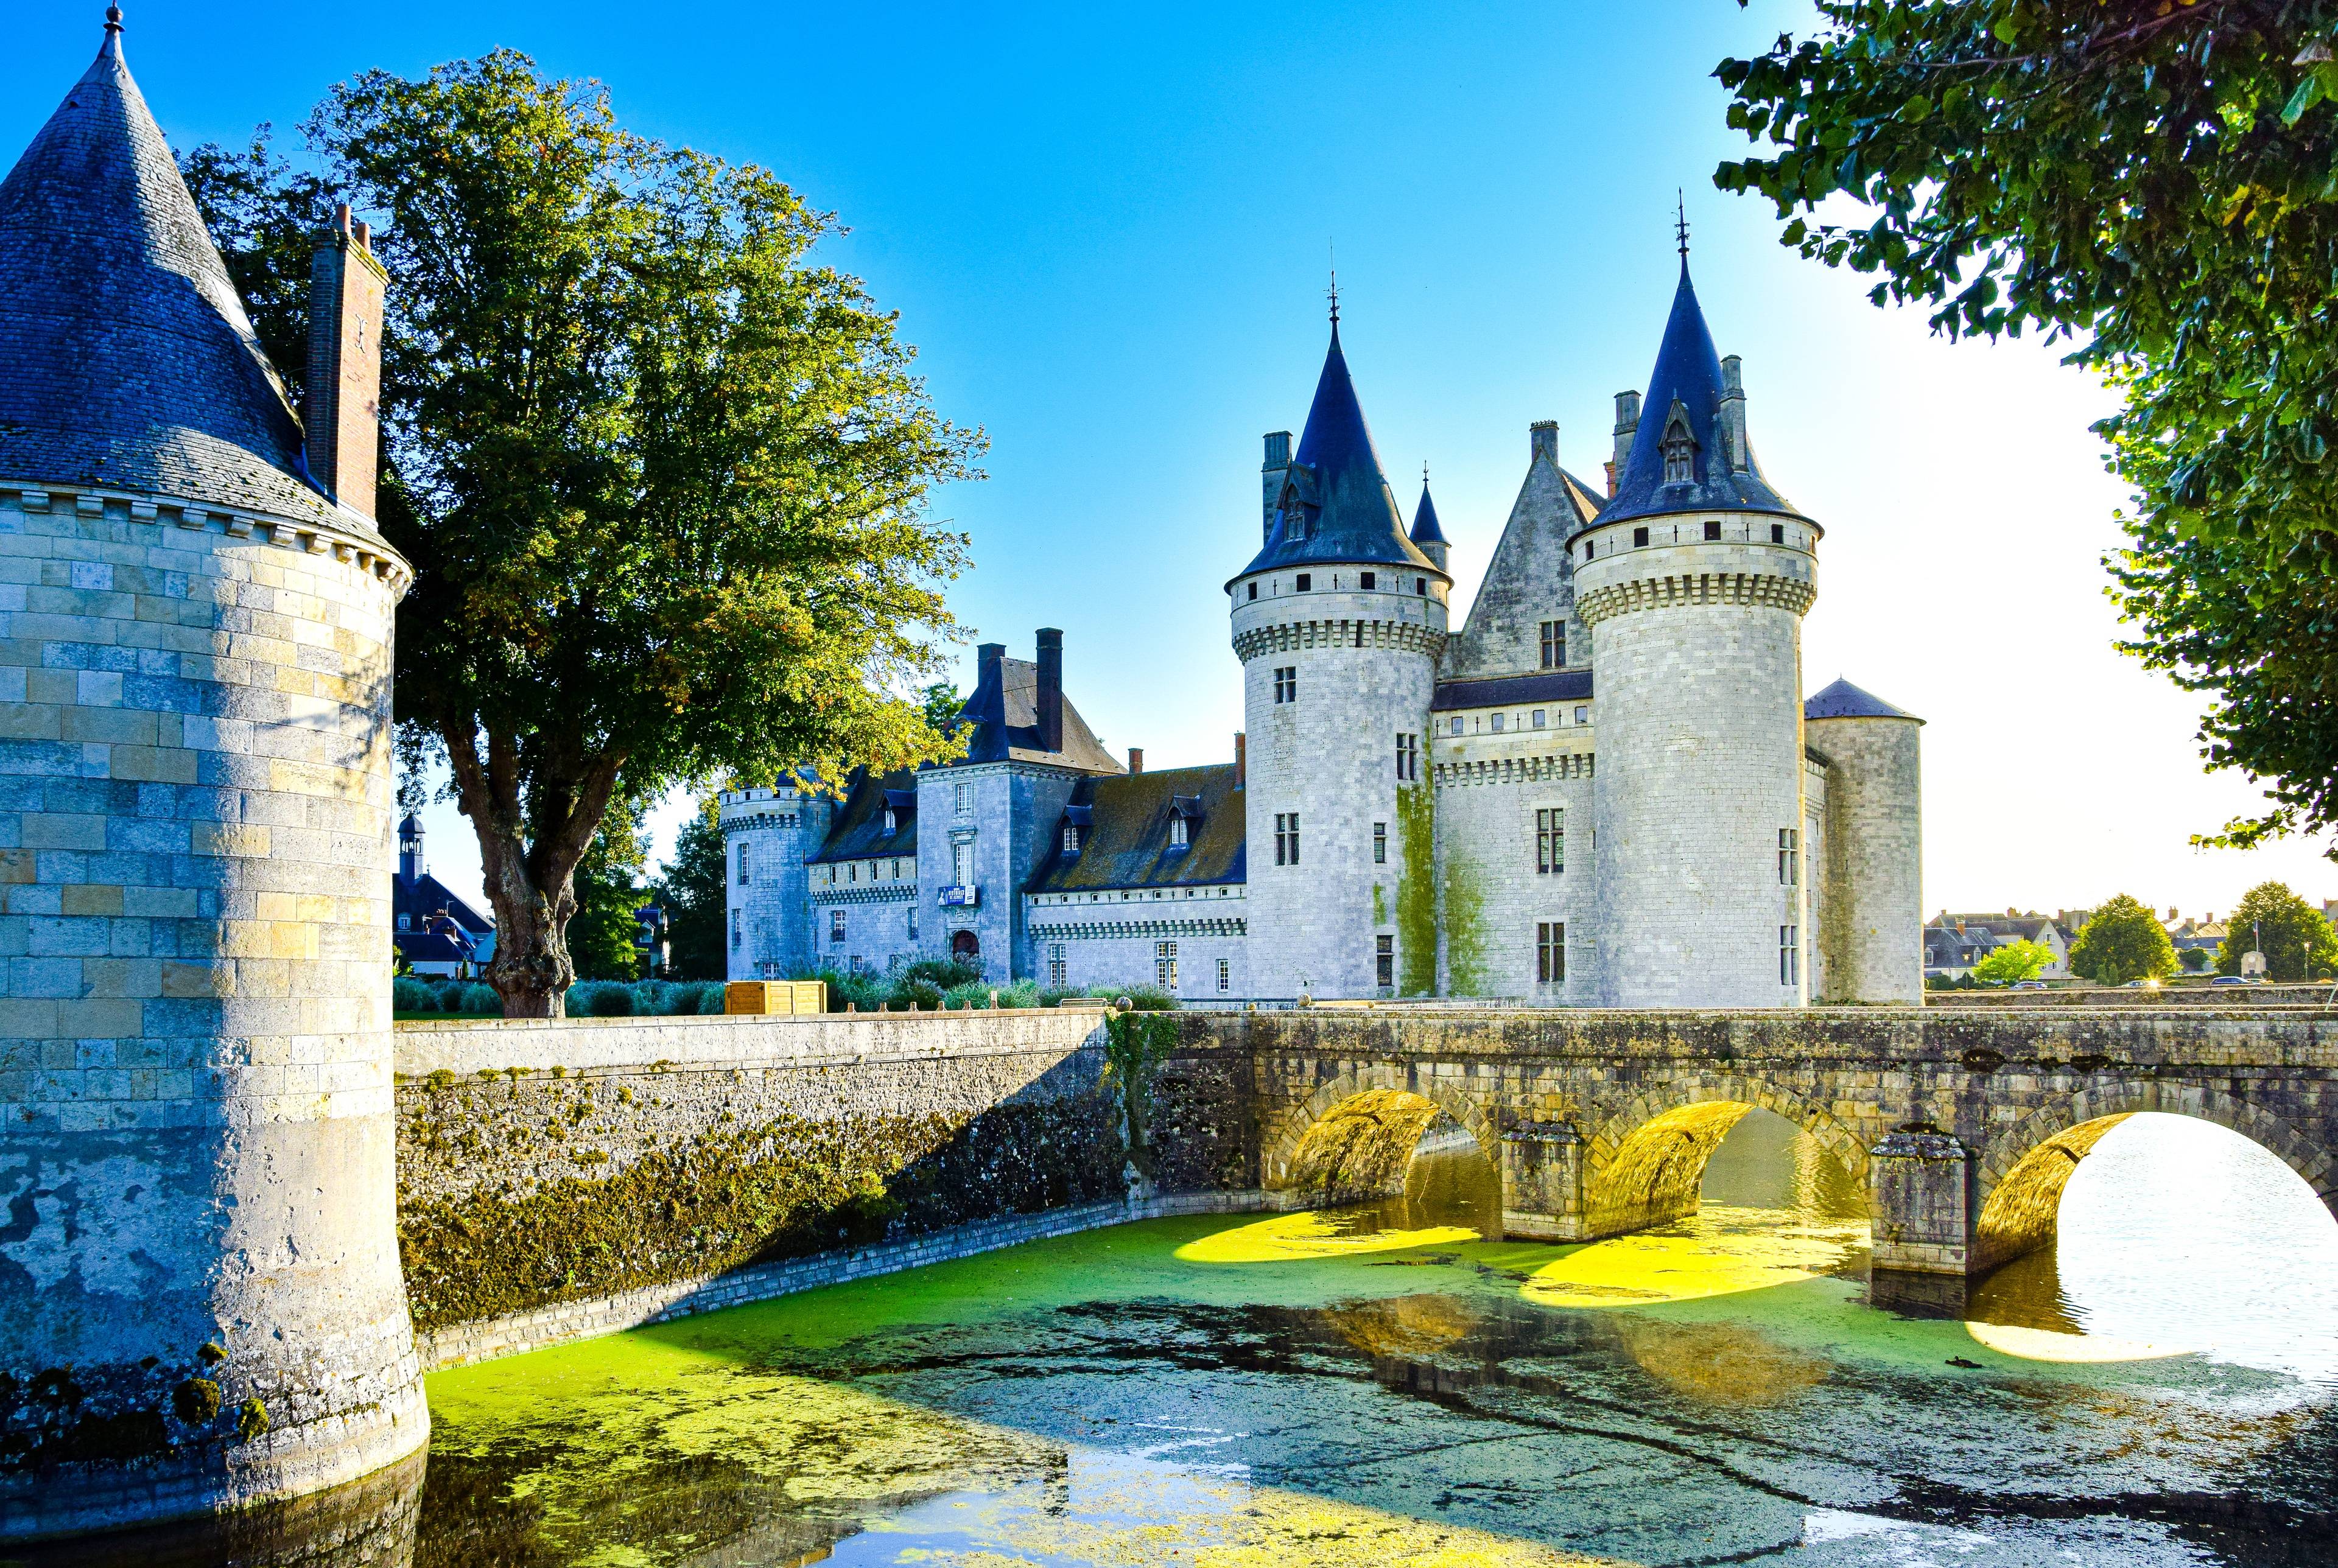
[2012,981,2050,991]
[2210,975,2250,985]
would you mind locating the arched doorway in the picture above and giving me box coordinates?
[950,928,978,964]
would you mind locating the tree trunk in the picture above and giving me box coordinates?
[441,721,625,1019]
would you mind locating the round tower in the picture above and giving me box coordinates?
[0,16,423,1537]
[1229,315,1448,1000]
[1805,679,1925,1004]
[1577,256,1818,1007]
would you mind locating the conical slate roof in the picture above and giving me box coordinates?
[0,13,362,534]
[1595,259,1801,528]
[1409,476,1448,546]
[1231,323,1444,584]
[1805,677,1920,723]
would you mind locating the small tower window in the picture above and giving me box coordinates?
[1704,519,1721,541]
[1286,499,1310,541]
[1360,571,1376,590]
[737,844,750,886]
[1540,620,1563,668]
[1274,666,1296,704]
[1632,526,1649,548]
[1373,822,1387,863]
[1396,732,1418,781]
[1584,539,1594,561]
[1539,922,1565,983]
[1778,827,1799,886]
[1295,573,1311,591]
[1416,578,1427,595]
[1772,523,1786,544]
[1249,582,1258,600]
[1663,430,1695,485]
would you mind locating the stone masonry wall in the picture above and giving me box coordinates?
[392,1009,1255,1355]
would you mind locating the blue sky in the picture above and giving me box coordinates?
[13,0,2334,923]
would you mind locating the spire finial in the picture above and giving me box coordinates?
[1675,189,1689,260]
[1422,461,1430,487]
[1327,240,1339,326]
[104,5,123,32]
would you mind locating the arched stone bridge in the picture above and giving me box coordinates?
[1202,1006,2338,1296]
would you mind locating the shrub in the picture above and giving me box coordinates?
[891,978,944,1012]
[1085,982,1179,1011]
[902,957,981,990]
[816,968,888,1013]
[588,982,636,1017]
[455,982,500,1015]
[392,977,435,1014]
[695,981,731,1015]
[941,979,995,1009]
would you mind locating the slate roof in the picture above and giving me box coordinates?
[1409,478,1448,546]
[1804,677,1921,723]
[1230,324,1446,585]
[956,656,1122,773]
[1431,670,1594,712]
[1028,763,1246,893]
[0,16,367,535]
[809,768,921,864]
[393,870,492,937]
[1592,259,1803,531]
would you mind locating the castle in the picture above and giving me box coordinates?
[726,256,1925,1007]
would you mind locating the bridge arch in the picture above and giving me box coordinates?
[1262,1068,1501,1199]
[1581,1074,1873,1240]
[1973,1080,2338,1275]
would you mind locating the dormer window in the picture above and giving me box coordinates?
[1663,433,1695,485]
[883,807,896,836]
[1168,815,1188,849]
[1061,824,1081,855]
[1282,489,1310,541]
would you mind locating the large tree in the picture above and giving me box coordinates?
[1716,2,2338,855]
[2215,880,2338,978]
[2066,894,2178,984]
[184,53,979,1013]
[653,799,729,982]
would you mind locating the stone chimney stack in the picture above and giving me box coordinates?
[1261,430,1293,542]
[1034,627,1064,753]
[1234,732,1246,789]
[1128,747,1144,775]
[304,203,387,520]
[1611,390,1641,478]
[1719,354,1749,473]
[1529,420,1558,467]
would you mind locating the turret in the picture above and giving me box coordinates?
[1576,251,1819,1007]
[1227,309,1448,999]
[1805,679,1925,1003]
[1409,468,1450,575]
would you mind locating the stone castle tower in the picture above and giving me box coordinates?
[0,12,424,1538]
[1227,312,1450,999]
[1578,256,1819,1006]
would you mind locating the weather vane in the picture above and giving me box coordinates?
[1675,190,1690,259]
[1327,240,1340,326]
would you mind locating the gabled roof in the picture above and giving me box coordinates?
[954,656,1122,773]
[1441,430,1606,682]
[810,768,921,863]
[1029,763,1245,893]
[1805,677,1922,723]
[1230,324,1445,584]
[1431,670,1593,712]
[1593,260,1802,530]
[0,16,367,535]
[393,870,493,935]
[1409,478,1448,546]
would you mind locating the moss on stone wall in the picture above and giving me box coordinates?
[1438,842,1489,996]
[1395,782,1438,996]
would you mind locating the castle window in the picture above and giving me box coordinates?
[1416,578,1427,595]
[1361,572,1377,590]
[1538,922,1565,983]
[1575,705,1589,724]
[1217,957,1230,993]
[1781,925,1800,985]
[1632,526,1649,548]
[1663,432,1694,484]
[1168,814,1188,849]
[1049,944,1067,990]
[1491,712,1506,733]
[1536,808,1564,873]
[1373,822,1387,864]
[848,861,857,883]
[1778,827,1799,886]
[1450,716,1464,736]
[1704,519,1721,541]
[1249,582,1258,600]
[1540,620,1563,668]
[954,781,973,816]
[1274,813,1299,866]
[1772,523,1786,544]
[1296,573,1312,592]
[1376,934,1394,989]
[908,903,919,940]
[1532,709,1546,729]
[830,909,846,945]
[1274,665,1296,704]
[731,909,742,949]
[1156,940,1178,991]
[1062,823,1081,855]
[1287,499,1310,541]
[1396,732,1418,781]
[883,807,896,835]
[1584,539,1595,561]
[893,858,902,878]
[398,913,410,932]
[737,844,750,886]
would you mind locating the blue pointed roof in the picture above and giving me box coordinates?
[1805,677,1921,723]
[0,14,364,534]
[1409,477,1448,546]
[1593,259,1802,530]
[1230,324,1444,585]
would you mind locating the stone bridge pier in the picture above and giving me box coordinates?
[1224,1007,2338,1300]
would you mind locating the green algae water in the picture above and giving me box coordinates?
[23,1111,2338,1566]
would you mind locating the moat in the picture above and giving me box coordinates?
[24,1111,2338,1567]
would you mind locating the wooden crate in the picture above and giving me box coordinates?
[723,979,827,1016]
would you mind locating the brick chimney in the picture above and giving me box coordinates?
[304,203,388,520]
[1035,627,1063,753]
[1233,732,1245,790]
[1128,747,1143,775]
[1603,460,1617,496]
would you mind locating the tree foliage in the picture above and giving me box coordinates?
[653,799,729,982]
[2214,879,2338,978]
[1971,938,2056,985]
[569,807,647,982]
[1717,2,2338,854]
[2066,894,2178,984]
[183,53,980,1013]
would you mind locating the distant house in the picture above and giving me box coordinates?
[392,816,496,978]
[1923,909,2073,980]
